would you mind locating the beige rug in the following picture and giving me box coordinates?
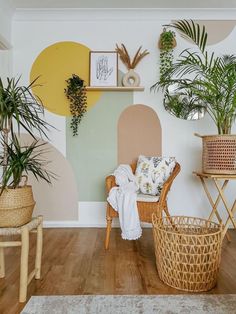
[21,294,236,314]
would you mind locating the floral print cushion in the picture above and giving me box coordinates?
[135,155,176,196]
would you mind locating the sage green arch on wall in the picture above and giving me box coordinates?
[66,91,133,202]
[118,104,162,165]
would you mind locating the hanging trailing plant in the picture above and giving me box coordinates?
[152,27,192,120]
[65,74,87,136]
[158,28,176,81]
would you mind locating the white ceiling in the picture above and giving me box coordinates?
[9,0,236,9]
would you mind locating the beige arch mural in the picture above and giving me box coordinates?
[118,104,162,165]
[173,20,236,45]
[20,134,78,221]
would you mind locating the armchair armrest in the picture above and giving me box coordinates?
[158,162,181,206]
[106,163,136,194]
[105,175,117,193]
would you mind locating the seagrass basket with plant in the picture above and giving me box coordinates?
[152,20,236,174]
[0,77,55,227]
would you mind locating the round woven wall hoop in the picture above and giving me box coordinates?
[152,215,223,292]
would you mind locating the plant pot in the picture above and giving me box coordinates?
[195,134,236,174]
[0,185,36,227]
[122,69,140,87]
[158,36,177,50]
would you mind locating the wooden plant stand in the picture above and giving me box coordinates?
[0,216,43,302]
[193,172,236,241]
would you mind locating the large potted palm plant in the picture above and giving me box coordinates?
[153,20,236,174]
[0,77,54,227]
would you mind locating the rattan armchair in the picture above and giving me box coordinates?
[105,161,181,249]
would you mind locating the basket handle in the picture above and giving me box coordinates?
[20,175,28,187]
[194,133,203,138]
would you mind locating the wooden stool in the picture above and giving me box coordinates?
[0,215,43,303]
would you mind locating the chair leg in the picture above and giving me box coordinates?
[35,221,43,280]
[163,204,170,217]
[0,244,5,278]
[105,217,112,250]
[19,226,29,303]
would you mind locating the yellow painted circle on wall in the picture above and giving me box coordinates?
[30,41,101,116]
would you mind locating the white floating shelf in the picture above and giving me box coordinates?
[86,86,145,91]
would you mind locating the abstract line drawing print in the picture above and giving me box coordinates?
[90,51,118,87]
[96,56,113,81]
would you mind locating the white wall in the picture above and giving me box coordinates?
[0,49,12,83]
[12,9,236,227]
[0,0,13,82]
[0,0,12,44]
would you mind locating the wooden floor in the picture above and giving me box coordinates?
[0,228,236,314]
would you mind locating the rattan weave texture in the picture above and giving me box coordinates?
[202,135,236,174]
[0,186,35,227]
[152,215,223,292]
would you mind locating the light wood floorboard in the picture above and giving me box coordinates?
[0,228,236,314]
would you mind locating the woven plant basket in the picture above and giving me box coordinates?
[152,215,222,292]
[158,34,177,49]
[0,185,35,228]
[195,133,236,174]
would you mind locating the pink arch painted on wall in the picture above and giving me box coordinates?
[118,104,162,165]
[20,134,78,221]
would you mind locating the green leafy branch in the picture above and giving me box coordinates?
[0,135,56,191]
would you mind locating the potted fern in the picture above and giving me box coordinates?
[0,77,54,227]
[152,20,236,174]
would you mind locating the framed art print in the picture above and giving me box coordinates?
[89,51,118,87]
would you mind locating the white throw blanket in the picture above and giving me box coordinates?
[107,164,142,240]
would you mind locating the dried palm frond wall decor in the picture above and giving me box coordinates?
[115,44,149,87]
[115,44,149,70]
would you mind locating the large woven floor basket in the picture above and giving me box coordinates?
[0,186,35,228]
[152,215,222,292]
[200,134,236,174]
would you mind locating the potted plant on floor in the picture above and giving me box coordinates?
[0,77,54,227]
[152,20,236,174]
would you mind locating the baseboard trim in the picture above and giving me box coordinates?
[43,221,119,228]
[43,221,152,228]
